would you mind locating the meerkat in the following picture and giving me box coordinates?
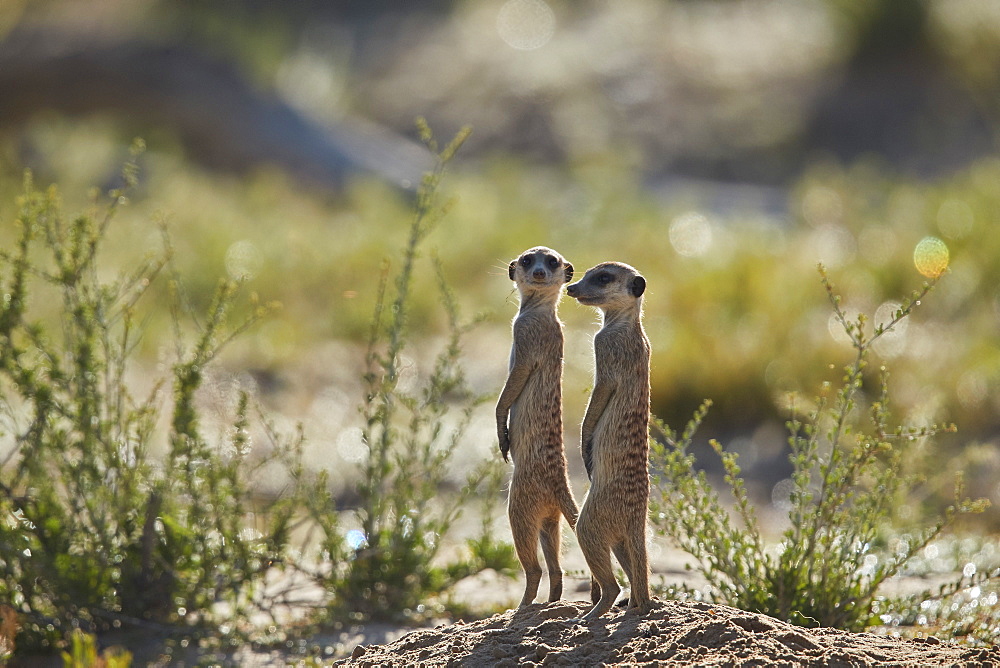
[496,246,580,608]
[566,261,652,621]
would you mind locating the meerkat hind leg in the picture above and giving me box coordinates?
[612,540,634,608]
[582,556,620,620]
[624,530,652,611]
[579,540,620,620]
[510,506,543,608]
[539,514,564,602]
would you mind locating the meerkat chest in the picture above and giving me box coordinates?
[595,326,649,380]
[591,325,650,448]
[511,312,563,371]
[508,313,564,420]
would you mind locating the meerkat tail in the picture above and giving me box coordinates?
[556,486,580,529]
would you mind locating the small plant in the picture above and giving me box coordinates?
[649,265,988,631]
[873,535,1000,644]
[306,120,516,622]
[0,143,301,651]
[61,629,132,668]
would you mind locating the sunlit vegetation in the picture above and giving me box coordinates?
[650,266,989,632]
[1,0,999,659]
[0,147,300,653]
[878,534,1000,645]
[4,123,998,520]
[0,132,997,659]
[296,123,518,624]
[0,130,516,657]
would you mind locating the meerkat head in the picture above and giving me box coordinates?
[566,262,646,313]
[508,247,574,298]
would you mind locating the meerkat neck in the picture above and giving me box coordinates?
[600,303,641,328]
[519,290,561,313]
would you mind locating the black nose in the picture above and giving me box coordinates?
[566,284,577,296]
[533,269,546,280]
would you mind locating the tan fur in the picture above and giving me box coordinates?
[496,247,580,608]
[567,261,652,621]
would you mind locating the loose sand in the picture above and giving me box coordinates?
[337,599,999,667]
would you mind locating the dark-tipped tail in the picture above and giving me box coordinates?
[557,486,580,530]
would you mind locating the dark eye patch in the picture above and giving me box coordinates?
[597,272,613,284]
[520,256,532,267]
[546,255,559,268]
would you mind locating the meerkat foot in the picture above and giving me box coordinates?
[518,570,542,608]
[625,600,655,615]
[581,581,620,622]
[625,593,654,614]
[546,576,564,602]
[581,599,615,622]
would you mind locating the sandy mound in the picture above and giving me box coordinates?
[338,599,999,667]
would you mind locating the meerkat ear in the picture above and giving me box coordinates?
[564,263,574,283]
[508,260,516,280]
[631,275,646,298]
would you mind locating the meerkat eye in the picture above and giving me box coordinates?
[546,256,559,269]
[520,256,532,267]
[597,272,613,284]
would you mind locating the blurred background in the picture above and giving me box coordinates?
[1,0,998,521]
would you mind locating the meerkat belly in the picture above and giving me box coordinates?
[590,399,649,493]
[508,363,563,463]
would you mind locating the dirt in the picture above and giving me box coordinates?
[336,599,1000,667]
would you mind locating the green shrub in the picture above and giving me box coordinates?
[62,629,131,668]
[649,265,988,630]
[304,121,517,623]
[875,535,1000,644]
[0,143,301,651]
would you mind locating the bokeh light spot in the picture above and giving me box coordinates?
[336,427,367,464]
[828,311,857,346]
[225,240,263,280]
[497,0,556,50]
[873,300,907,358]
[913,236,949,278]
[771,478,795,512]
[874,301,907,335]
[810,224,855,268]
[669,211,713,257]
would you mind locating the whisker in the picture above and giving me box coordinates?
[489,259,514,277]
